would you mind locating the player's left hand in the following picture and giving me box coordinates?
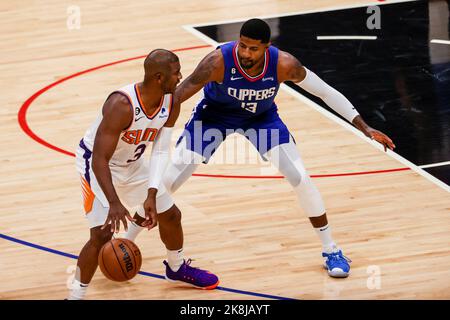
[142,189,158,230]
[365,127,396,152]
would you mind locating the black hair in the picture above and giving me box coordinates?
[143,49,179,83]
[239,18,271,43]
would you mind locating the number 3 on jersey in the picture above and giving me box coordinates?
[127,144,146,163]
[241,102,257,113]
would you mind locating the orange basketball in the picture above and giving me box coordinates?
[98,238,142,282]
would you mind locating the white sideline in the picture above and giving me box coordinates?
[317,36,377,40]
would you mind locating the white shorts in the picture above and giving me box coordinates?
[75,140,174,228]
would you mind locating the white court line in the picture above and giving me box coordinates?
[430,39,450,45]
[181,25,220,48]
[419,161,450,169]
[280,85,450,193]
[182,0,450,193]
[317,36,377,40]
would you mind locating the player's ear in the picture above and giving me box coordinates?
[155,72,163,83]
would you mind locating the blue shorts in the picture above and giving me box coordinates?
[176,99,294,163]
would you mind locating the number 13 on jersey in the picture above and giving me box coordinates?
[241,102,257,113]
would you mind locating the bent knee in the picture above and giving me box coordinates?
[90,227,113,248]
[283,160,307,187]
[286,168,303,187]
[158,206,181,225]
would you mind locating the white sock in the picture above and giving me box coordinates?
[314,224,338,253]
[67,279,88,300]
[167,248,184,272]
[124,221,145,242]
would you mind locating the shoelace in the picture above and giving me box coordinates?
[183,259,207,278]
[326,252,352,264]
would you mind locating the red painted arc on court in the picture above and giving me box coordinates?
[17,44,410,179]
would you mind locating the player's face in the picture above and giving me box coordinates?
[237,36,269,69]
[163,61,182,93]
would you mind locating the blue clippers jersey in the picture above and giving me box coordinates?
[203,41,280,124]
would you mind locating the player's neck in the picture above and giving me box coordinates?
[243,57,265,77]
[136,82,164,114]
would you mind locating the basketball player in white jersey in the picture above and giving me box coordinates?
[68,49,219,300]
[125,20,396,279]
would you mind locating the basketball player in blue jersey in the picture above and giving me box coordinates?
[126,19,396,280]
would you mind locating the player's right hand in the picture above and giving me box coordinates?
[142,189,158,230]
[101,201,136,233]
[365,127,396,152]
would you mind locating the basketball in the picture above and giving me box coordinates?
[98,238,142,282]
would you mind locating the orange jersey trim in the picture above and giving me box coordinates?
[80,175,95,214]
[135,83,164,119]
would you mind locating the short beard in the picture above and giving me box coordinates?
[240,60,254,69]
[237,55,254,69]
[162,84,172,94]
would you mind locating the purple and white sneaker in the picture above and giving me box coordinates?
[164,259,219,290]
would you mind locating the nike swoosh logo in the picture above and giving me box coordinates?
[262,77,274,81]
[230,76,243,81]
[135,116,145,122]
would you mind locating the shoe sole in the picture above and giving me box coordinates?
[165,275,220,290]
[323,264,349,278]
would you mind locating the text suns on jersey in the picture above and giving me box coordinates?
[121,128,159,145]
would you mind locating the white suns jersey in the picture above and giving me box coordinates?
[82,83,173,167]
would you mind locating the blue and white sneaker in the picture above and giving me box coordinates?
[322,250,352,278]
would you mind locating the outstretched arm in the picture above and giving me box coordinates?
[278,50,395,151]
[174,49,224,104]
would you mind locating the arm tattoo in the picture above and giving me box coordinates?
[190,55,216,85]
[287,58,304,82]
[176,52,219,103]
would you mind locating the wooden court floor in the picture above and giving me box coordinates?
[0,0,449,300]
